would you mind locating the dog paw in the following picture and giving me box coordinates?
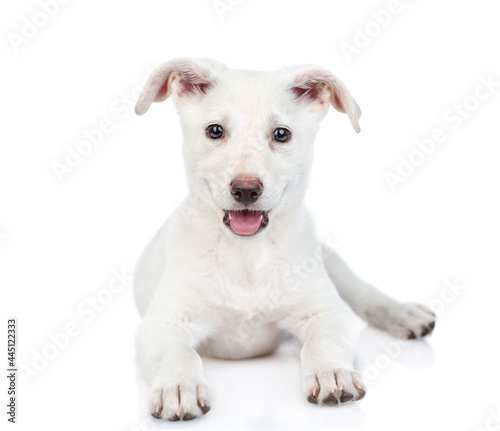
[305,369,366,406]
[387,302,436,339]
[149,377,211,421]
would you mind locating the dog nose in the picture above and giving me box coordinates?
[230,175,263,205]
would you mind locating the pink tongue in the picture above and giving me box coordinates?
[229,211,262,236]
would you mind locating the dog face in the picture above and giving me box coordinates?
[136,58,361,237]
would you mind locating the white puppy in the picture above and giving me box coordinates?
[133,58,436,421]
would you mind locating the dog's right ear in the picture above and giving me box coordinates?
[135,58,226,115]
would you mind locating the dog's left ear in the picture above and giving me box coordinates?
[135,58,226,115]
[284,66,362,133]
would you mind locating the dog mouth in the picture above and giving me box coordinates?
[222,209,270,236]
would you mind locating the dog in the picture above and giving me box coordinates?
[133,58,436,421]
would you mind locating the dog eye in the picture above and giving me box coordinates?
[207,124,224,139]
[273,128,291,143]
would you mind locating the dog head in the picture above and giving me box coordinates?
[136,58,361,238]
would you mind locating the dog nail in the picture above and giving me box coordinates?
[340,390,353,403]
[198,400,211,414]
[307,394,318,405]
[322,393,338,406]
[356,388,366,400]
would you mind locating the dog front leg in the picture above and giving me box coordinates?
[135,317,212,421]
[285,306,366,406]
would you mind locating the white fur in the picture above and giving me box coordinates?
[133,58,435,421]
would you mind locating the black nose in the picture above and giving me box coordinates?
[230,175,263,205]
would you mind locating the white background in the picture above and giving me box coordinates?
[2,1,500,430]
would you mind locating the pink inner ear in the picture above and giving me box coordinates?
[292,78,333,105]
[176,72,212,97]
[292,84,321,102]
[157,80,170,101]
[293,80,347,111]
[332,91,346,113]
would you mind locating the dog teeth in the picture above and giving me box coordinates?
[228,213,231,221]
